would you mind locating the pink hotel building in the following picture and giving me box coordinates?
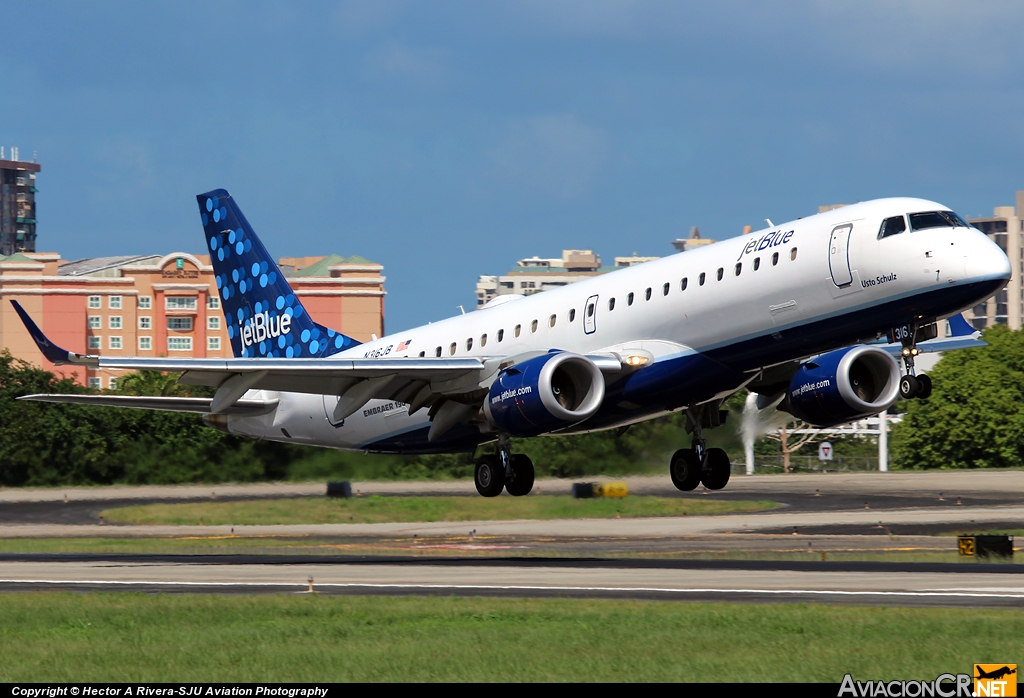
[0,251,385,388]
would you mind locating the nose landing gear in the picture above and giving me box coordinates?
[899,373,932,400]
[894,322,935,400]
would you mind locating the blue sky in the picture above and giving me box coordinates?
[3,1,1024,332]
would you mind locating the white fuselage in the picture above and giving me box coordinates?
[225,198,1010,452]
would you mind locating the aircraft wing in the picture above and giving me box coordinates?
[16,394,279,416]
[11,300,621,420]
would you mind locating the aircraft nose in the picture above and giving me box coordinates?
[965,229,1011,282]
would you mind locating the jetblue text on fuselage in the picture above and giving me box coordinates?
[241,311,291,349]
[736,230,795,262]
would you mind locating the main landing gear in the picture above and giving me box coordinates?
[474,435,535,497]
[896,324,933,400]
[670,405,731,492]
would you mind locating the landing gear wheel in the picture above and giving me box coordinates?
[701,447,731,490]
[474,455,506,497]
[670,449,702,491]
[505,454,535,496]
[917,373,932,399]
[899,374,920,400]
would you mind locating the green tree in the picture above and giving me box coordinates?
[116,370,212,397]
[891,324,1024,469]
[0,355,297,486]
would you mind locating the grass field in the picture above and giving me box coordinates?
[100,494,778,525]
[0,592,1017,682]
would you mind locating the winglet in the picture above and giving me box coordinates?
[10,300,97,366]
[947,313,975,337]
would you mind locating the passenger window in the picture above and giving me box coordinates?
[645,287,652,301]
[514,324,521,338]
[790,247,798,261]
[549,314,556,328]
[878,215,907,239]
[480,334,487,347]
[627,292,634,306]
[699,272,706,286]
[498,329,504,342]
[716,267,724,281]
[419,351,425,357]
[753,257,760,271]
[569,309,576,322]
[449,342,456,356]
[466,338,473,351]
[772,252,779,266]
[435,346,442,357]
[608,298,616,311]
[587,303,595,317]
[531,319,538,333]
[662,282,670,296]
[681,277,688,291]
[735,263,742,276]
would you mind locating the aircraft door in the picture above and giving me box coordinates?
[584,294,598,335]
[829,224,854,288]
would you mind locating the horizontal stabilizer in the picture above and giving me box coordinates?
[16,394,278,416]
[11,300,98,366]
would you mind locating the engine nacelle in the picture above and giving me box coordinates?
[483,352,605,437]
[787,345,901,427]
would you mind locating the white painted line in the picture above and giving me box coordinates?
[2,579,1024,599]
[926,587,1024,593]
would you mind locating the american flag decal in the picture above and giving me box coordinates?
[397,339,411,351]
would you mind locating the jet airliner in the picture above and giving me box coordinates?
[13,191,1011,496]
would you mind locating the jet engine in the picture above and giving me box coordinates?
[483,352,605,437]
[786,345,901,427]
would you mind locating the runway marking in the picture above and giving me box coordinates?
[2,578,1024,599]
[926,587,1024,593]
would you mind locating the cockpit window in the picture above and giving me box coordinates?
[943,211,972,228]
[878,215,907,239]
[909,210,970,232]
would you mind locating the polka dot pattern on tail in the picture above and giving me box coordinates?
[196,189,361,358]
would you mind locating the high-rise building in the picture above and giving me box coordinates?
[0,150,40,256]
[968,191,1024,330]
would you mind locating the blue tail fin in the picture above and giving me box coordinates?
[198,189,360,358]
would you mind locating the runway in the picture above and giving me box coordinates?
[2,470,1022,538]
[1,555,1021,607]
[2,471,1019,607]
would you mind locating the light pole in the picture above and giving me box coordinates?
[878,410,888,472]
